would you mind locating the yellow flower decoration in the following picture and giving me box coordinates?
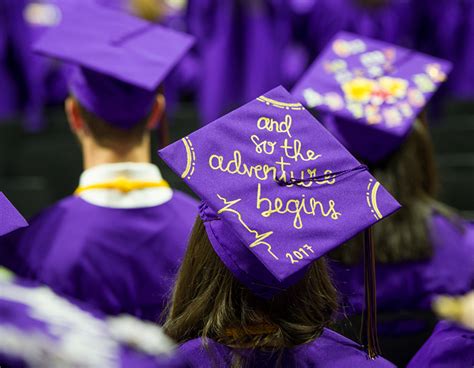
[378,77,408,99]
[342,77,376,103]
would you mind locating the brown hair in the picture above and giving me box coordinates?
[164,217,338,366]
[330,119,458,265]
[76,99,149,150]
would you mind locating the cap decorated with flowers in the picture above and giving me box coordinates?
[292,31,452,163]
[159,86,401,298]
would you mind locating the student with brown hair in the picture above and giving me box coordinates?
[0,2,197,322]
[293,32,474,365]
[159,86,400,367]
[294,31,474,319]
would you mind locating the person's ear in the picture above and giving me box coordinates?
[65,97,86,136]
[146,93,166,130]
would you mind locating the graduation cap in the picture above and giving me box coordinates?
[159,87,402,357]
[33,1,194,129]
[0,193,28,237]
[292,31,452,163]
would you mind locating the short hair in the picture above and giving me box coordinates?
[76,98,149,150]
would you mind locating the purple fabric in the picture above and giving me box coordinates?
[91,0,192,117]
[178,328,395,367]
[159,86,400,297]
[68,67,158,129]
[0,1,23,120]
[419,0,474,98]
[306,0,419,53]
[292,31,451,163]
[186,0,291,124]
[0,0,45,131]
[33,1,194,128]
[0,193,28,237]
[25,0,75,106]
[0,276,184,368]
[0,192,198,321]
[407,320,474,368]
[331,214,474,317]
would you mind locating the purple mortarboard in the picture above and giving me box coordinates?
[0,193,28,237]
[159,86,401,298]
[33,1,194,129]
[292,32,452,163]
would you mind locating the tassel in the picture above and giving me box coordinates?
[363,227,381,359]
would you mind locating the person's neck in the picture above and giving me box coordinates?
[82,139,151,170]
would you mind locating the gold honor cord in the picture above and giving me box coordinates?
[74,176,170,195]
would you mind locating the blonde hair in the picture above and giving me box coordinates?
[434,292,474,330]
[130,0,165,21]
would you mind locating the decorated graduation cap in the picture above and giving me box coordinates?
[160,85,400,291]
[33,1,194,129]
[0,193,28,236]
[292,31,452,163]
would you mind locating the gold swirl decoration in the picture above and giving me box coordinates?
[366,179,383,220]
[180,137,196,180]
[257,96,304,111]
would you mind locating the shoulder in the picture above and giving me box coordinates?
[408,321,474,368]
[430,213,473,243]
[429,213,474,263]
[169,190,199,209]
[156,190,199,227]
[299,329,396,367]
[429,213,474,261]
[177,338,230,367]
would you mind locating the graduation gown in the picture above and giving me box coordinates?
[186,0,291,124]
[0,272,184,368]
[177,329,395,367]
[331,214,474,329]
[407,320,474,368]
[2,169,198,322]
[419,0,474,98]
[0,0,44,131]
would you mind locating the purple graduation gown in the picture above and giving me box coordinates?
[419,0,474,98]
[2,191,198,322]
[177,329,395,367]
[26,0,73,106]
[306,0,419,56]
[331,214,474,326]
[0,275,184,368]
[407,320,474,368]
[186,0,291,124]
[0,0,44,131]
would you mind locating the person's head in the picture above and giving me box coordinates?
[159,86,401,363]
[33,0,194,159]
[164,217,338,351]
[65,92,165,153]
[331,117,457,264]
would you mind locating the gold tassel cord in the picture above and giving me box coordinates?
[363,227,381,359]
[74,176,170,195]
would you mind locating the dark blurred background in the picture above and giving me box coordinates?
[0,0,473,220]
